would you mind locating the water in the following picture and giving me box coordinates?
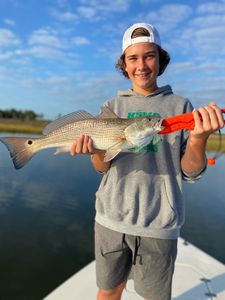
[182,155,225,263]
[0,138,224,300]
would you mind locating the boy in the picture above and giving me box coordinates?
[70,23,224,300]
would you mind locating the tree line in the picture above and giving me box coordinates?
[0,109,43,121]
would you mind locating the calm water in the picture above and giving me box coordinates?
[0,136,224,300]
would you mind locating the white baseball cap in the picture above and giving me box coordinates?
[122,23,161,53]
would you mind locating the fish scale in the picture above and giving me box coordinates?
[35,119,130,151]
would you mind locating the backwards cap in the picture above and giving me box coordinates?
[122,23,161,53]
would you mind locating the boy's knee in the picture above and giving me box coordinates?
[98,281,126,299]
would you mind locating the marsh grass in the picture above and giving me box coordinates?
[207,133,225,153]
[0,118,49,134]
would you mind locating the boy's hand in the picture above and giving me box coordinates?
[70,135,110,172]
[70,135,105,156]
[190,102,224,141]
[70,135,95,155]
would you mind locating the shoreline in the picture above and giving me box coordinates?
[0,118,49,134]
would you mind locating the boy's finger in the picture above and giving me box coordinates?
[70,141,77,155]
[75,135,85,153]
[209,103,225,129]
[82,135,89,153]
[192,108,203,131]
[87,137,94,153]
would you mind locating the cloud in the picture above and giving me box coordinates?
[0,28,21,47]
[77,6,97,19]
[191,14,225,29]
[160,1,225,57]
[71,36,90,45]
[0,66,11,81]
[30,46,65,60]
[193,26,225,52]
[144,4,193,33]
[56,0,68,6]
[52,0,132,23]
[23,75,70,87]
[169,61,225,74]
[79,0,131,12]
[0,44,76,64]
[4,19,15,26]
[169,18,225,55]
[29,29,66,48]
[0,51,14,61]
[161,57,225,111]
[77,0,131,20]
[16,46,65,60]
[197,1,225,14]
[61,71,127,112]
[51,9,78,22]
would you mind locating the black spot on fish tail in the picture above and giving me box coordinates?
[0,137,38,169]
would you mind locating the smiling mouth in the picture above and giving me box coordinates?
[135,73,150,78]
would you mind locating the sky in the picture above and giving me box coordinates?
[0,0,225,120]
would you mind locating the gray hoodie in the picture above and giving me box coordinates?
[95,85,204,239]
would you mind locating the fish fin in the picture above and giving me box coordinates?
[54,146,71,155]
[104,149,121,162]
[98,106,119,119]
[104,139,125,162]
[0,137,38,169]
[43,110,95,135]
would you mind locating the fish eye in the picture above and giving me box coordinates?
[27,140,33,145]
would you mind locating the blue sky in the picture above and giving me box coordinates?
[0,0,225,120]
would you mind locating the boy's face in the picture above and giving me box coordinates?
[124,42,159,95]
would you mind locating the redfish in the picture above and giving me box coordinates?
[0,107,163,169]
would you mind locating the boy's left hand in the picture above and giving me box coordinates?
[190,102,224,140]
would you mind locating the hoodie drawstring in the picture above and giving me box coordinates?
[133,236,141,265]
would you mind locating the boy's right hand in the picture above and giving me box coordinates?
[70,135,110,172]
[70,134,95,156]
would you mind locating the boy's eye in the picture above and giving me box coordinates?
[146,54,155,59]
[128,57,137,61]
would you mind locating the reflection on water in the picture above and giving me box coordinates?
[182,155,225,263]
[0,136,224,299]
[0,141,101,300]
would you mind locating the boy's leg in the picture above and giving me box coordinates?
[97,281,126,300]
[128,236,177,300]
[95,223,132,298]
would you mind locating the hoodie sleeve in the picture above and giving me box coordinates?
[180,100,207,182]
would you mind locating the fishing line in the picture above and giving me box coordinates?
[208,108,225,164]
[207,129,224,165]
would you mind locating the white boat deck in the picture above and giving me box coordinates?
[44,238,225,300]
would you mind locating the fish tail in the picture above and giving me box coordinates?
[0,137,38,169]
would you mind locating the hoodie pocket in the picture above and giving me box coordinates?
[144,178,177,229]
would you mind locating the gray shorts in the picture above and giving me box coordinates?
[95,222,177,300]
